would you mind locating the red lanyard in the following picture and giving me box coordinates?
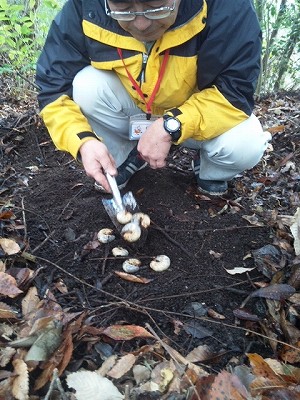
[117,47,170,119]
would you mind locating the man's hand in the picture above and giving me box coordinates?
[79,139,117,192]
[137,117,172,169]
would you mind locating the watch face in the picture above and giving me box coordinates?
[167,118,180,132]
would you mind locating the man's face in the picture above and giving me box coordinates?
[107,0,181,42]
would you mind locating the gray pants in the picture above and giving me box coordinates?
[73,66,271,181]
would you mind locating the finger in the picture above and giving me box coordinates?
[101,156,117,177]
[94,173,111,193]
[149,159,166,169]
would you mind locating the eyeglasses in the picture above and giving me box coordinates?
[104,0,176,21]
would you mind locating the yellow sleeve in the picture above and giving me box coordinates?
[40,95,101,159]
[172,86,249,144]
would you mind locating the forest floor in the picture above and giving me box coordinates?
[0,86,300,399]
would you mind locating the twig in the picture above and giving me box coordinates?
[101,243,110,275]
[124,384,131,400]
[43,368,68,400]
[15,70,39,90]
[197,224,264,235]
[100,272,113,287]
[31,230,56,254]
[21,197,27,240]
[57,188,84,220]
[151,222,195,259]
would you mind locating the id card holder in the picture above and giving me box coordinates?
[129,114,159,140]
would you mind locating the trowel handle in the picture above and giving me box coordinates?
[105,172,124,211]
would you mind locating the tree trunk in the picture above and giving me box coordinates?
[273,16,300,90]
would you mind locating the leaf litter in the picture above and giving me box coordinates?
[0,91,300,398]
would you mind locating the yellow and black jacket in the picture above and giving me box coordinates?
[36,0,262,159]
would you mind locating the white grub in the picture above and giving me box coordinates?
[122,258,141,273]
[112,246,129,257]
[116,209,133,225]
[150,255,171,272]
[132,212,151,229]
[121,222,141,242]
[97,228,115,243]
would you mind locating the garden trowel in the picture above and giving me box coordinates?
[101,172,139,230]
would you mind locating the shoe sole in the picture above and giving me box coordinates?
[197,186,227,196]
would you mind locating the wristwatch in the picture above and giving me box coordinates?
[163,114,181,142]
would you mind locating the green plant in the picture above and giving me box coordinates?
[0,0,61,79]
[254,0,300,96]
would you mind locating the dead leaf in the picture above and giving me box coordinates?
[278,341,300,364]
[21,286,40,317]
[107,353,136,379]
[0,260,6,272]
[0,272,23,298]
[12,359,29,400]
[288,265,300,290]
[0,238,20,255]
[267,125,285,133]
[114,271,152,284]
[34,326,74,391]
[233,308,261,322]
[183,321,213,339]
[0,347,16,368]
[247,353,285,393]
[0,302,19,319]
[192,371,249,400]
[97,355,118,377]
[54,280,68,294]
[242,215,264,227]
[225,266,255,275]
[102,325,154,341]
[250,283,295,301]
[210,370,249,399]
[186,345,212,363]
[290,208,300,255]
[209,250,223,259]
[67,370,124,400]
[25,322,62,362]
[207,308,225,320]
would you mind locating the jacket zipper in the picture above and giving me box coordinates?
[139,52,148,85]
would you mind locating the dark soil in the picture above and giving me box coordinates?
[1,91,300,382]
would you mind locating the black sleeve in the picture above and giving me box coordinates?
[36,0,90,110]
[197,0,261,115]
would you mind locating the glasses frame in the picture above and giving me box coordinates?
[104,0,176,21]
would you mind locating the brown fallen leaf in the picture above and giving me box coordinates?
[192,371,249,400]
[267,125,285,134]
[0,238,20,255]
[107,353,136,379]
[102,325,154,341]
[207,308,225,320]
[0,272,23,298]
[21,286,40,317]
[247,353,287,396]
[242,214,264,227]
[0,347,16,368]
[278,341,300,364]
[114,270,152,284]
[0,302,19,319]
[12,359,29,400]
[186,345,212,363]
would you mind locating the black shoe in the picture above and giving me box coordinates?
[192,154,228,196]
[95,146,147,192]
